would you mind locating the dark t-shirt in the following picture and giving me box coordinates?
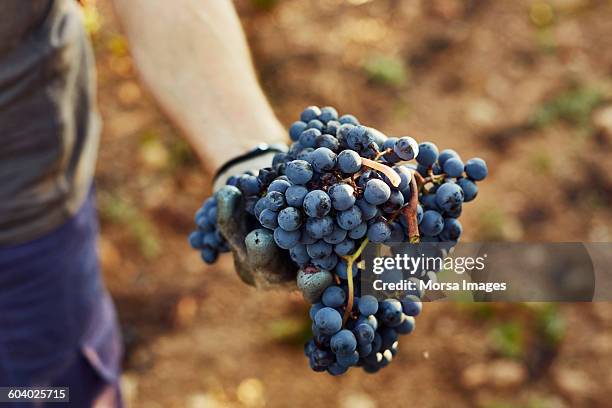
[0,0,100,245]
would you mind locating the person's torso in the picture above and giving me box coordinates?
[0,0,100,245]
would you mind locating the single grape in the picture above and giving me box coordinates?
[355,323,375,345]
[465,157,488,181]
[322,286,346,308]
[201,247,218,264]
[334,239,355,256]
[364,179,391,205]
[338,114,360,125]
[314,307,343,335]
[443,157,464,178]
[356,198,378,221]
[393,137,419,161]
[378,299,403,327]
[313,253,339,270]
[316,134,339,151]
[348,222,368,240]
[329,183,356,211]
[290,244,311,266]
[439,218,462,241]
[301,106,321,122]
[325,120,341,136]
[334,260,359,279]
[273,227,301,249]
[307,240,333,259]
[286,160,314,185]
[331,330,357,355]
[323,224,348,245]
[277,207,303,231]
[416,142,439,167]
[367,221,392,243]
[310,147,337,172]
[303,190,332,218]
[337,150,362,174]
[258,209,279,230]
[396,315,415,335]
[401,295,422,316]
[318,106,338,123]
[358,295,379,316]
[457,178,478,202]
[268,178,292,193]
[420,210,444,236]
[327,362,349,376]
[438,149,460,167]
[299,128,321,148]
[237,175,261,196]
[264,190,286,211]
[337,206,363,230]
[435,182,464,212]
[307,119,325,132]
[381,189,404,214]
[336,351,359,368]
[289,121,308,142]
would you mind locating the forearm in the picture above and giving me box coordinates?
[111,0,286,172]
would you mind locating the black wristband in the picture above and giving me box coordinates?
[213,143,288,185]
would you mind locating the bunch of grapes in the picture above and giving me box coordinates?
[189,105,488,375]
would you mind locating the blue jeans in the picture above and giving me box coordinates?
[0,190,123,407]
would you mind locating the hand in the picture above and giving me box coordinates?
[216,185,298,288]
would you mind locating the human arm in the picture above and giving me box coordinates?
[110,0,286,173]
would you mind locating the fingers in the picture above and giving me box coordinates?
[245,229,297,288]
[216,185,248,253]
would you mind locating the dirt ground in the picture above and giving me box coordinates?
[89,0,612,407]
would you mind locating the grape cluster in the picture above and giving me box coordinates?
[189,196,230,263]
[189,105,488,375]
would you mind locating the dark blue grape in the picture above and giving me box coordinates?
[416,142,439,167]
[286,160,313,185]
[325,120,340,135]
[439,218,462,241]
[237,175,261,196]
[435,182,464,211]
[334,260,359,279]
[334,239,355,256]
[356,198,378,221]
[337,150,362,174]
[274,227,301,249]
[420,210,444,236]
[355,323,375,345]
[303,190,332,218]
[289,121,308,142]
[438,149,460,167]
[277,207,302,231]
[393,137,419,161]
[396,316,415,335]
[313,254,339,270]
[443,157,464,178]
[310,147,337,172]
[329,183,356,211]
[338,114,360,125]
[367,221,391,243]
[465,157,488,181]
[307,240,333,258]
[316,134,339,151]
[264,191,286,211]
[331,330,357,355]
[381,189,404,214]
[258,209,279,230]
[336,351,359,368]
[323,224,348,244]
[290,244,311,266]
[201,247,218,264]
[378,299,403,327]
[285,185,308,207]
[322,286,346,308]
[268,178,292,193]
[457,178,478,202]
[337,206,363,230]
[364,179,391,205]
[358,295,379,316]
[299,128,321,148]
[301,106,321,122]
[348,222,368,240]
[314,307,343,335]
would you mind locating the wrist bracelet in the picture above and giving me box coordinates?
[213,143,288,186]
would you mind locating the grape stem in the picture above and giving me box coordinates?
[341,237,370,325]
[403,175,421,244]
